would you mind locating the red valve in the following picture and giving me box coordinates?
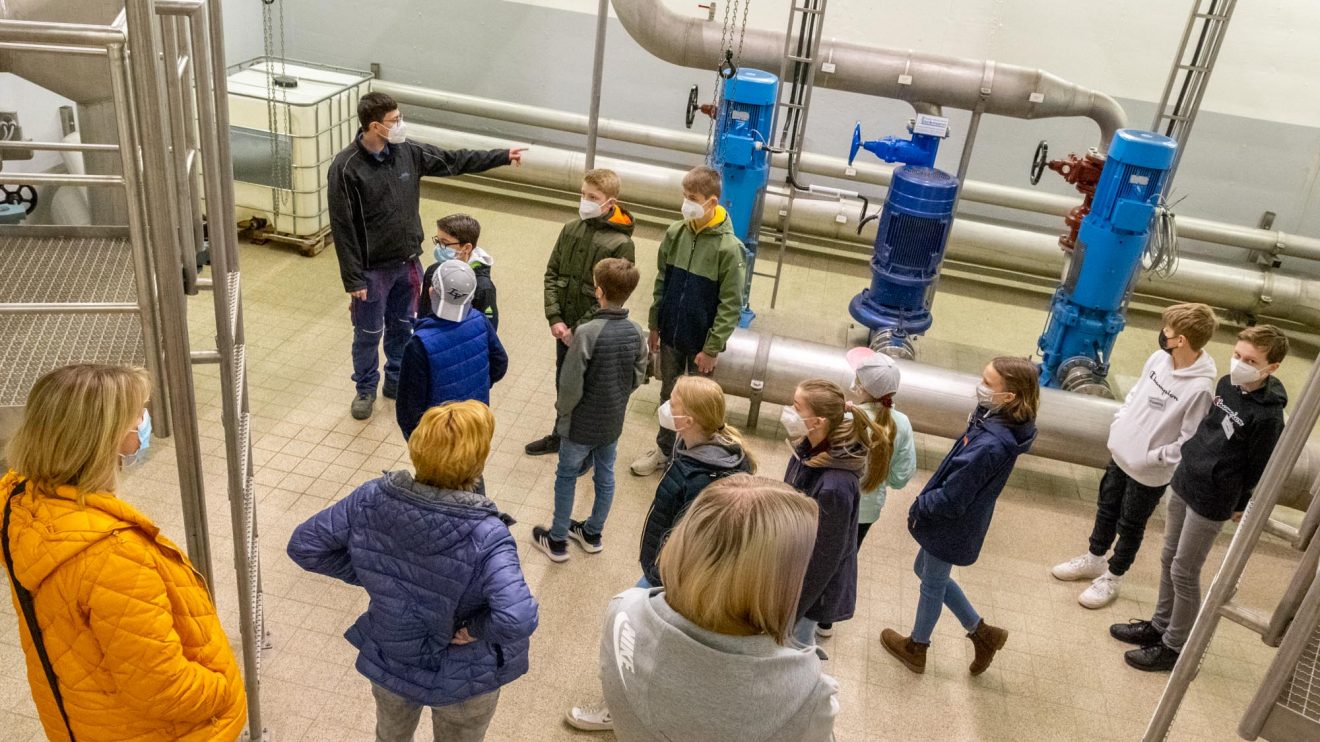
[1047,151,1105,252]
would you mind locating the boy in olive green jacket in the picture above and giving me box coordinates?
[629,165,747,476]
[525,168,636,456]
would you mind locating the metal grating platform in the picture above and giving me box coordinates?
[0,314,145,407]
[0,233,137,304]
[1280,619,1320,721]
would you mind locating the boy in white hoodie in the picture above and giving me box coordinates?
[1052,303,1218,608]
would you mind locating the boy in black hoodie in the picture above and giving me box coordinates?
[1113,325,1289,672]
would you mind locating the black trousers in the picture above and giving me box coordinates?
[1087,459,1168,576]
[545,340,570,440]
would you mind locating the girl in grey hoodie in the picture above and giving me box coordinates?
[596,474,839,742]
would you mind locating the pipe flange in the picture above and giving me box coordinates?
[869,329,916,360]
[1059,358,1113,398]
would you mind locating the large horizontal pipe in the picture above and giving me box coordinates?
[611,0,1126,149]
[711,329,1319,512]
[406,122,1320,329]
[378,80,1320,264]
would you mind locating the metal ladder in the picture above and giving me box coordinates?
[1150,0,1237,193]
[759,0,829,309]
[1143,353,1320,741]
[0,1,266,738]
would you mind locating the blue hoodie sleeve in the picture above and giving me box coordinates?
[487,320,509,386]
[914,434,1010,521]
[466,524,539,644]
[396,336,430,440]
[287,491,361,585]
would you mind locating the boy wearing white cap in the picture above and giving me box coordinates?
[395,260,509,441]
[815,348,918,639]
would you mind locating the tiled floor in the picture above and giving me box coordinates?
[2,179,1317,741]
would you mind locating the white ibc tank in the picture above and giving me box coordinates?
[227,58,372,239]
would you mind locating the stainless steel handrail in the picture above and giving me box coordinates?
[0,140,119,152]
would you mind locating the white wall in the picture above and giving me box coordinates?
[0,73,74,174]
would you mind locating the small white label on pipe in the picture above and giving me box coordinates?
[1029,92,1045,103]
[898,74,913,85]
[844,167,857,177]
[821,62,837,74]
[835,213,848,224]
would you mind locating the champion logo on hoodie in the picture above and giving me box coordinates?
[1148,369,1181,402]
[1212,396,1245,427]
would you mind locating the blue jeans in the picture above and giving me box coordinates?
[793,617,817,647]
[350,258,422,395]
[911,549,981,644]
[551,438,618,542]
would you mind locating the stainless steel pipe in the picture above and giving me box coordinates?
[406,122,1320,329]
[610,0,1126,149]
[376,80,1320,264]
[711,329,1320,512]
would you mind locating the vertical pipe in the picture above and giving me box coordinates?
[583,0,609,169]
[124,0,214,584]
[1142,355,1320,741]
[108,41,170,439]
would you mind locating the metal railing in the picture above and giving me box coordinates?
[0,1,265,738]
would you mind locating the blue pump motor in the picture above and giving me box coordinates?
[847,116,956,356]
[1036,129,1177,393]
[709,68,778,327]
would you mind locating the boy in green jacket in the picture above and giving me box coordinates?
[525,168,636,456]
[630,166,747,476]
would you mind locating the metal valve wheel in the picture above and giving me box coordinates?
[1,183,38,214]
[685,85,700,129]
[1029,139,1049,185]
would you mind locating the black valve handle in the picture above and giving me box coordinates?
[1,184,38,214]
[685,85,700,129]
[1029,139,1049,185]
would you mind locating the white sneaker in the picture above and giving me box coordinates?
[630,448,667,476]
[1051,552,1108,582]
[1078,571,1123,609]
[566,700,613,731]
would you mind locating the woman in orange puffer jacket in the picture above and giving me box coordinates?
[2,364,246,742]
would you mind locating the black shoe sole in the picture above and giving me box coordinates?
[524,438,560,456]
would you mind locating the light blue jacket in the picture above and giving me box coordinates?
[858,404,917,524]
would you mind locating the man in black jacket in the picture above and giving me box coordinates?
[328,91,524,419]
[1113,324,1289,672]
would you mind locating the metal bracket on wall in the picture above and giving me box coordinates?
[370,62,381,79]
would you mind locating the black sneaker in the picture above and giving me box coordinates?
[815,623,835,638]
[1124,642,1179,672]
[350,392,375,420]
[524,434,560,456]
[531,526,569,563]
[1110,619,1163,646]
[567,520,603,553]
[382,379,398,400]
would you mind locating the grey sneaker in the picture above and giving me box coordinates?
[350,393,375,420]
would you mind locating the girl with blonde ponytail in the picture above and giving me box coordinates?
[637,375,755,588]
[780,377,893,648]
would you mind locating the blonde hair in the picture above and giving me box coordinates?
[796,379,891,490]
[6,364,151,504]
[1238,324,1289,364]
[408,400,495,491]
[658,474,817,644]
[682,165,722,199]
[1162,302,1218,351]
[671,375,756,473]
[989,356,1040,424]
[583,168,622,200]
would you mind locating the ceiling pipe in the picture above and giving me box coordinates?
[710,329,1319,512]
[377,80,1320,264]
[609,0,1127,150]
[405,122,1320,330]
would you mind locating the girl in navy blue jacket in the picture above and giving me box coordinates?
[288,401,537,741]
[882,356,1039,676]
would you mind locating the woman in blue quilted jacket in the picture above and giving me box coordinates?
[288,400,538,742]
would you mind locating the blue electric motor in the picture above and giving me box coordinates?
[709,67,777,327]
[1037,129,1177,393]
[847,115,957,357]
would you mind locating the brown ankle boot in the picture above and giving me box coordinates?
[968,619,1008,675]
[881,628,928,674]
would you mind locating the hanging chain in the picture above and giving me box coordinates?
[275,0,292,211]
[260,0,280,222]
[705,0,737,155]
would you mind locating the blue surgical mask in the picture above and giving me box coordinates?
[121,409,152,467]
[434,244,458,263]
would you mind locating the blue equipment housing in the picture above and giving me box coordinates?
[847,117,957,354]
[1036,129,1177,392]
[709,68,777,327]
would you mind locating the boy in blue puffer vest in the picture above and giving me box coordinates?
[396,260,508,441]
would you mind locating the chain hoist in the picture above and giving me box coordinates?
[261,0,292,223]
[706,0,753,165]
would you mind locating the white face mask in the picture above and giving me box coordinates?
[681,198,707,221]
[386,119,407,144]
[780,406,811,438]
[1230,357,1264,386]
[657,401,680,431]
[579,198,605,221]
[975,383,1001,410]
